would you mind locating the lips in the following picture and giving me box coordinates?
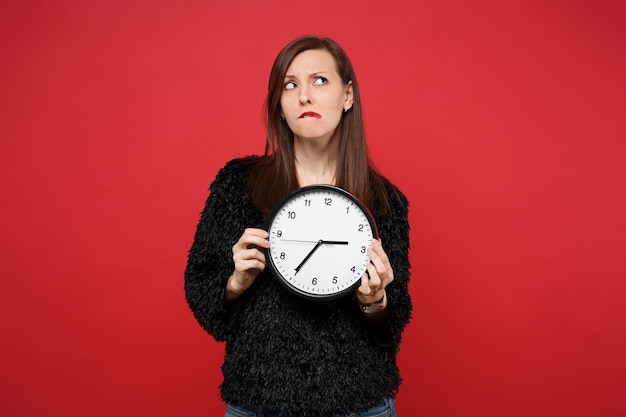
[299,111,321,119]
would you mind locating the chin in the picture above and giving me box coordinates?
[294,127,341,142]
[295,130,330,140]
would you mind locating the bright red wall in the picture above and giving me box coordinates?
[1,1,625,416]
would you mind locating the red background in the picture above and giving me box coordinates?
[1,1,625,416]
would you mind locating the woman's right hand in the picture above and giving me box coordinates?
[226,228,271,302]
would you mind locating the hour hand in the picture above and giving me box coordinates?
[293,240,349,274]
[294,240,323,274]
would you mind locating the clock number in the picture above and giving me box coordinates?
[351,266,356,273]
[357,224,364,232]
[277,230,283,238]
[288,211,296,219]
[361,246,366,253]
[280,252,286,260]
[304,199,311,207]
[324,197,332,206]
[346,206,350,214]
[312,277,318,286]
[332,276,338,284]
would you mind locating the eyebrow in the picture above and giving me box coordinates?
[284,71,329,79]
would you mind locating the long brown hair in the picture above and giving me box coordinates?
[249,36,392,217]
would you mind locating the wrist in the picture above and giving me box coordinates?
[225,273,246,303]
[358,290,387,314]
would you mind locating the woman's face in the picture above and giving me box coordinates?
[280,49,353,144]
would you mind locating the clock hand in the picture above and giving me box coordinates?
[294,239,323,274]
[280,239,349,244]
[293,240,349,274]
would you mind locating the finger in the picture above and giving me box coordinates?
[239,228,267,243]
[236,258,266,273]
[234,247,267,265]
[243,237,271,250]
[368,239,390,266]
[242,228,269,241]
[368,247,387,279]
[368,239,393,284]
[244,227,269,238]
[233,256,267,278]
[236,231,271,250]
[358,272,371,295]
[371,238,390,264]
[366,262,382,292]
[356,265,381,298]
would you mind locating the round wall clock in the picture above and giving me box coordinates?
[265,185,378,300]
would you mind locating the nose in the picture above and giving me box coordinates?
[299,85,311,105]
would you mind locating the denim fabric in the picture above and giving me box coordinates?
[225,397,395,417]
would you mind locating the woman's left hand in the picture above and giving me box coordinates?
[356,238,394,305]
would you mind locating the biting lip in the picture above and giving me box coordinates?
[299,111,321,119]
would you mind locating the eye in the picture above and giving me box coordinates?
[313,77,328,86]
[284,81,297,90]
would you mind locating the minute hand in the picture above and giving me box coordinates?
[294,240,349,274]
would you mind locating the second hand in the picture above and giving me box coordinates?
[279,239,320,244]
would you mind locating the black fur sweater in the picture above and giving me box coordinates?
[184,157,412,416]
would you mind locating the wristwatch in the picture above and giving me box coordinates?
[359,292,387,314]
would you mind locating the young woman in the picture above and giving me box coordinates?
[185,36,412,417]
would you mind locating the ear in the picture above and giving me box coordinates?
[343,81,354,112]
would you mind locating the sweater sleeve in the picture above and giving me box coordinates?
[364,182,412,350]
[184,159,261,342]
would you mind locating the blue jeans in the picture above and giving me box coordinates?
[225,397,396,417]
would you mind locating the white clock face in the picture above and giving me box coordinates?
[266,185,377,300]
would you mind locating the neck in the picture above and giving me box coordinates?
[292,123,342,186]
[294,137,339,187]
